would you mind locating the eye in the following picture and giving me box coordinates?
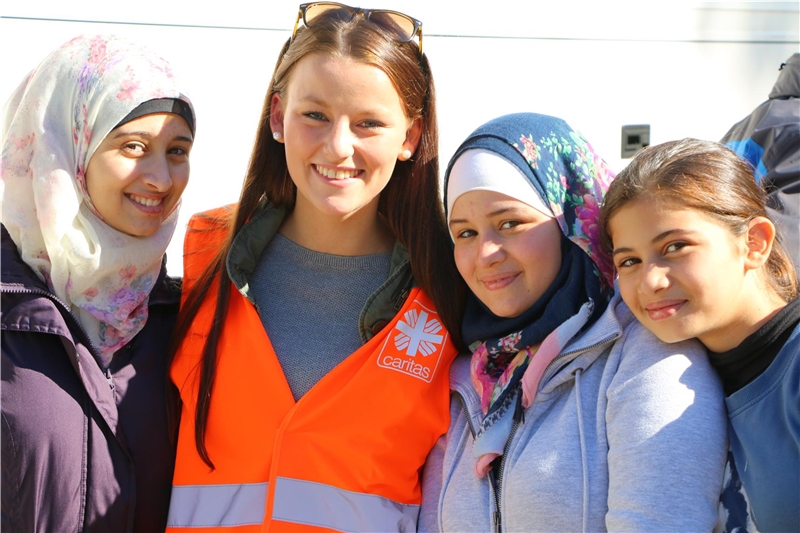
[664,242,688,254]
[499,220,521,230]
[455,228,476,239]
[359,119,384,129]
[616,256,640,269]
[168,146,190,157]
[122,142,145,154]
[303,111,327,121]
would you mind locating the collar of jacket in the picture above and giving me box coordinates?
[451,291,631,418]
[225,201,415,343]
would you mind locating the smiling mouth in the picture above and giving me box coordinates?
[127,194,164,207]
[481,273,519,291]
[315,165,361,180]
[644,300,685,321]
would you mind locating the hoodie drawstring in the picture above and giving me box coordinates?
[574,368,588,533]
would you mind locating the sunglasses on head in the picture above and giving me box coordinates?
[292,2,423,53]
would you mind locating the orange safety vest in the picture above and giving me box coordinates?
[167,209,457,532]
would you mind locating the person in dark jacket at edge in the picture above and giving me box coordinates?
[721,52,800,271]
[1,34,195,532]
[716,52,799,533]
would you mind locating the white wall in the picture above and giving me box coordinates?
[2,1,798,275]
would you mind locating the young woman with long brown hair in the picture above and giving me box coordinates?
[165,4,464,532]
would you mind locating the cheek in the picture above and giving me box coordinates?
[453,246,475,282]
[616,277,638,308]
[362,140,398,169]
[84,159,108,203]
[171,164,191,196]
[523,226,562,280]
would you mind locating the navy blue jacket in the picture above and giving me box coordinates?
[1,225,180,532]
[721,53,800,270]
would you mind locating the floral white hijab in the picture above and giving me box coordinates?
[1,34,195,367]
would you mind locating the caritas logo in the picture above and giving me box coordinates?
[377,300,447,382]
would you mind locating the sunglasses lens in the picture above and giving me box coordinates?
[304,3,352,25]
[369,11,417,41]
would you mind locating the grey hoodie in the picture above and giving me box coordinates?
[419,292,727,532]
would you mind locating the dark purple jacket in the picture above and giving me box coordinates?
[1,226,180,532]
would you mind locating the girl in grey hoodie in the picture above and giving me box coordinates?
[419,113,727,532]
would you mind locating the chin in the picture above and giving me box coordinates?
[118,225,160,238]
[642,322,694,345]
[487,302,526,319]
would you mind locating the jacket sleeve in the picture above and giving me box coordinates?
[418,435,446,532]
[418,394,466,533]
[604,321,727,532]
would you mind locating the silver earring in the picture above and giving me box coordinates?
[272,131,283,142]
[400,149,412,161]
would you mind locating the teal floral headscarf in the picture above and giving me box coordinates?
[444,113,616,476]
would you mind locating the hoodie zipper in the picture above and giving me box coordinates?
[455,332,621,533]
[456,392,504,533]
[2,285,111,386]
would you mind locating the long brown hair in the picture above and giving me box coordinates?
[599,138,798,302]
[169,15,465,468]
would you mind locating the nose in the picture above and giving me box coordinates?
[476,234,505,268]
[325,119,355,160]
[142,154,173,192]
[639,261,670,295]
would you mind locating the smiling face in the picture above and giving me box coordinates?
[607,195,768,351]
[270,53,420,227]
[450,190,562,318]
[85,112,193,237]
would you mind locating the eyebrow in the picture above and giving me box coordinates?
[112,131,194,143]
[297,94,392,117]
[611,228,695,256]
[448,206,518,227]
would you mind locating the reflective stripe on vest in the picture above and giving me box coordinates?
[166,478,419,531]
[272,477,419,532]
[167,482,268,528]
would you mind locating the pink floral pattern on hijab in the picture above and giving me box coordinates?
[1,34,194,366]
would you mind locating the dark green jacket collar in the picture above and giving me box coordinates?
[225,201,414,342]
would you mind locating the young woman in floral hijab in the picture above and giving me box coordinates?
[1,34,195,531]
[419,113,727,532]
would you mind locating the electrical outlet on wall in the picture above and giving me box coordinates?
[621,125,650,158]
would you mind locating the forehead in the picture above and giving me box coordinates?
[611,195,722,236]
[286,53,403,106]
[451,190,536,216]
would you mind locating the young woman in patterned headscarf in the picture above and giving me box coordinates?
[1,34,195,531]
[419,113,727,532]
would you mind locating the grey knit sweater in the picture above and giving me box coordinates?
[250,234,391,400]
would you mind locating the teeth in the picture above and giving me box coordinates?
[129,194,162,207]
[316,165,357,180]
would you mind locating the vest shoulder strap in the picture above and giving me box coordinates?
[183,204,236,285]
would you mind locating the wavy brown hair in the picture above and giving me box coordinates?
[169,15,465,468]
[599,138,798,302]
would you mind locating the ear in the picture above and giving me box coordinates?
[269,92,284,138]
[401,117,423,158]
[743,216,776,271]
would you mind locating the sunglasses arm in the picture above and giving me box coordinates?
[292,8,303,40]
